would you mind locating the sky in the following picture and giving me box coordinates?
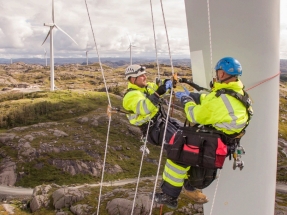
[0,0,286,60]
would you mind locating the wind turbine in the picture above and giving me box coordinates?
[42,0,78,91]
[44,48,47,66]
[127,34,136,65]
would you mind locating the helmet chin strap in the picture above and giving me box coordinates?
[210,75,237,88]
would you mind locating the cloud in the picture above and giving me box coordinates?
[0,0,285,59]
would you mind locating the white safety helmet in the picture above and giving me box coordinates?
[124,65,146,80]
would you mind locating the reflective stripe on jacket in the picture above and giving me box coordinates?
[185,80,250,135]
[162,159,190,187]
[122,82,159,126]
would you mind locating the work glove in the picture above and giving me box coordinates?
[156,85,167,96]
[165,80,173,90]
[155,79,172,96]
[183,86,201,104]
[183,86,190,94]
[175,91,194,105]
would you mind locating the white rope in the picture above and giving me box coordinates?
[84,0,111,106]
[149,0,161,79]
[131,1,164,213]
[206,0,214,78]
[149,0,175,214]
[130,120,152,215]
[84,1,112,214]
[206,2,221,214]
[209,169,221,215]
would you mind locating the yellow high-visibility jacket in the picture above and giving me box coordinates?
[184,79,251,135]
[122,82,160,126]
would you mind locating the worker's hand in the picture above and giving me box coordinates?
[165,80,173,90]
[183,86,190,94]
[175,92,188,99]
[175,91,194,105]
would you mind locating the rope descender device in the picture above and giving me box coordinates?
[106,105,119,118]
[172,73,178,88]
[233,145,245,170]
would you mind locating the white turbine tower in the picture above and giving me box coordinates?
[86,50,89,65]
[127,34,136,65]
[42,0,78,91]
[44,48,47,66]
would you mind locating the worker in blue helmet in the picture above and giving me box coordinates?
[212,56,242,85]
[151,57,253,209]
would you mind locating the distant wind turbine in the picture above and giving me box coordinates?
[10,58,12,64]
[127,34,136,65]
[86,50,89,65]
[44,48,47,66]
[42,0,78,91]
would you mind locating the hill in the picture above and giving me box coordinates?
[0,62,286,214]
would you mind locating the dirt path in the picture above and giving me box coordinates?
[1,179,286,197]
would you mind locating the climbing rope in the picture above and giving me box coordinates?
[245,71,281,91]
[206,0,214,78]
[84,1,113,215]
[130,120,152,215]
[149,0,176,214]
[130,0,163,213]
[209,169,221,215]
[149,0,161,79]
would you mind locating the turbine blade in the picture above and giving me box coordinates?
[52,0,55,22]
[54,24,78,45]
[127,34,131,43]
[42,30,51,45]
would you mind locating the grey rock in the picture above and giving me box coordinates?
[0,160,17,186]
[30,194,50,212]
[70,204,93,215]
[0,133,16,144]
[106,197,153,215]
[76,117,89,124]
[52,188,85,209]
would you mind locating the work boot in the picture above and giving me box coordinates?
[181,187,208,204]
[149,192,178,209]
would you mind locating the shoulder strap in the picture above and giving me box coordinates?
[215,88,253,134]
[123,88,136,97]
[215,88,251,108]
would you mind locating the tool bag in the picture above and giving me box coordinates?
[140,113,182,146]
[165,125,228,169]
[140,105,183,146]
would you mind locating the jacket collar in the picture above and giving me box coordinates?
[213,79,244,92]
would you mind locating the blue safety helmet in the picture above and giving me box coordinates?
[214,57,242,76]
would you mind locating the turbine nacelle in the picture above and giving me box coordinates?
[44,23,55,27]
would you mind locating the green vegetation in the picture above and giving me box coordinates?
[1,63,287,214]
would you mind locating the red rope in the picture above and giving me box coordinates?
[245,71,281,91]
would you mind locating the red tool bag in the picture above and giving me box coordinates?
[165,126,228,169]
